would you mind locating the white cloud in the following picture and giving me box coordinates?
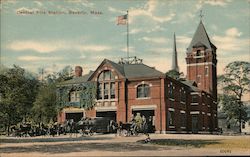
[139,37,168,44]
[108,6,125,14]
[34,1,43,7]
[212,27,248,52]
[7,40,67,53]
[176,36,192,45]
[76,45,111,52]
[225,27,242,37]
[18,56,63,61]
[204,0,229,7]
[109,0,175,24]
[7,40,112,53]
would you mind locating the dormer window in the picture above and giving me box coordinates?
[137,84,150,98]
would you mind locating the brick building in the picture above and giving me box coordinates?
[57,20,218,133]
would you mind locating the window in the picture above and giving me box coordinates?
[180,113,186,127]
[168,111,175,126]
[205,66,209,76]
[192,95,198,103]
[97,70,116,100]
[197,75,201,84]
[104,83,109,99]
[180,88,186,102]
[202,114,205,127]
[110,82,115,99]
[137,84,150,98]
[169,82,174,98]
[69,91,80,102]
[196,50,201,56]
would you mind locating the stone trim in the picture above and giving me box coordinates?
[95,106,117,112]
[131,104,157,110]
[190,111,200,114]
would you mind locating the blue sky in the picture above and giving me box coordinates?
[1,0,249,76]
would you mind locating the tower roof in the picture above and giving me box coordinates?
[187,21,216,53]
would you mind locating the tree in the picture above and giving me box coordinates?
[219,61,250,133]
[56,66,74,82]
[32,83,57,126]
[0,65,39,134]
[166,69,184,80]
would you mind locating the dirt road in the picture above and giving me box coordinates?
[0,134,249,156]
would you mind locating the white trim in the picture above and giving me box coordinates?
[187,62,215,67]
[169,126,175,128]
[207,113,211,116]
[169,98,175,101]
[202,103,205,106]
[168,108,175,111]
[180,127,186,129]
[180,110,186,113]
[190,111,200,114]
[202,127,206,129]
[191,92,199,95]
[193,55,205,58]
[95,106,117,112]
[136,97,151,100]
[180,101,186,104]
[191,103,199,106]
[202,112,205,114]
[131,105,157,110]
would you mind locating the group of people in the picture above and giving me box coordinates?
[130,113,153,142]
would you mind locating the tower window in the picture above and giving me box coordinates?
[196,50,201,56]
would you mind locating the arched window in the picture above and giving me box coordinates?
[97,70,115,100]
[137,84,150,98]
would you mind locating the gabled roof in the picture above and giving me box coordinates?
[58,71,94,85]
[187,21,216,53]
[89,59,164,81]
[181,80,200,92]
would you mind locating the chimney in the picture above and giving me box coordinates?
[75,66,83,77]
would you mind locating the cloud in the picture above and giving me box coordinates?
[18,56,63,61]
[204,0,229,7]
[7,40,112,53]
[76,45,111,52]
[225,27,242,37]
[7,40,67,53]
[176,36,192,45]
[139,37,168,44]
[34,1,43,7]
[108,6,125,14]
[212,27,248,52]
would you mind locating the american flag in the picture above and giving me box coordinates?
[117,14,127,25]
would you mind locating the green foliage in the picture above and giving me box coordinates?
[218,61,250,132]
[166,69,184,80]
[57,82,97,110]
[0,65,39,134]
[32,84,57,124]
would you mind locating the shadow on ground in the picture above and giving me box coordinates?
[0,142,165,154]
[138,139,220,148]
[0,136,113,143]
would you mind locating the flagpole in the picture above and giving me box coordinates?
[127,10,129,62]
